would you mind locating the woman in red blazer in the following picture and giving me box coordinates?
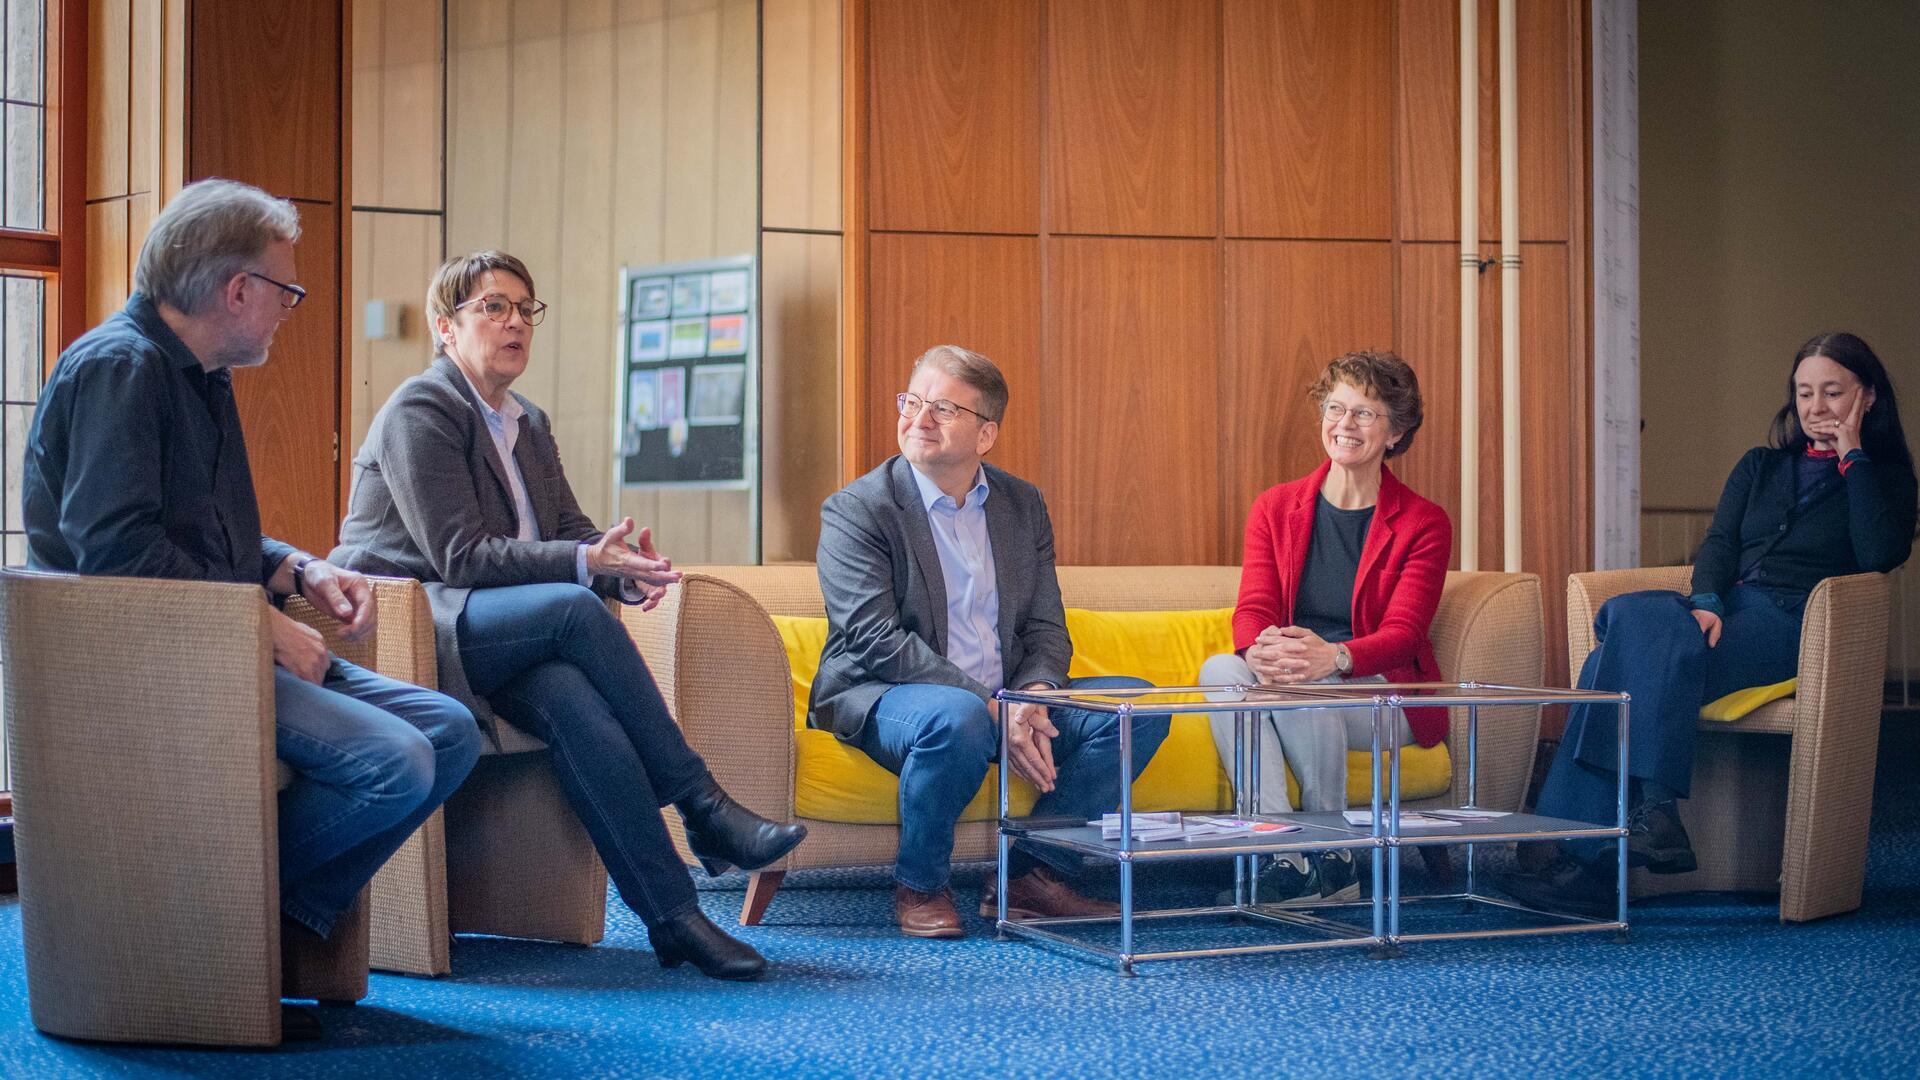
[1201,350,1453,905]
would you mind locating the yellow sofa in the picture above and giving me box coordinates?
[624,565,1545,924]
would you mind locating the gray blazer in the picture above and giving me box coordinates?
[809,455,1072,741]
[330,357,624,744]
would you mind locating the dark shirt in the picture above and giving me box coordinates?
[21,292,293,587]
[1690,445,1917,614]
[1293,494,1375,643]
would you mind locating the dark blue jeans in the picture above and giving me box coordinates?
[276,658,481,937]
[459,584,710,927]
[1538,584,1802,862]
[855,675,1169,892]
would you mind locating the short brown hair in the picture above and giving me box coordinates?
[910,344,1009,422]
[426,250,537,356]
[1308,350,1425,458]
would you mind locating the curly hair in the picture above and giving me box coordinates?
[1307,350,1425,459]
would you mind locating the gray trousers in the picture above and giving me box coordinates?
[1200,653,1414,814]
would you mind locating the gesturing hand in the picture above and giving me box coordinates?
[588,518,684,589]
[270,607,330,684]
[298,559,377,642]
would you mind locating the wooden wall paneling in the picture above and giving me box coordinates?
[188,1,340,201]
[865,233,1042,484]
[233,200,341,556]
[1390,243,1465,546]
[350,0,384,206]
[1518,241,1574,692]
[712,0,758,256]
[1223,0,1393,239]
[553,11,618,521]
[1396,0,1459,242]
[85,0,130,200]
[1046,0,1217,237]
[499,31,562,411]
[376,0,445,211]
[446,1,510,256]
[611,9,667,266]
[125,190,155,281]
[128,0,159,193]
[1048,237,1221,564]
[761,231,841,562]
[867,0,1040,234]
[1222,240,1396,557]
[82,199,128,326]
[762,0,840,232]
[661,3,721,260]
[840,0,868,478]
[349,211,441,454]
[159,0,186,204]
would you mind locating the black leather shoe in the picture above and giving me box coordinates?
[675,774,808,876]
[1497,854,1618,919]
[1628,799,1697,875]
[648,909,767,981]
[279,1003,323,1042]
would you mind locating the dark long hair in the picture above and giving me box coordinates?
[1769,331,1914,470]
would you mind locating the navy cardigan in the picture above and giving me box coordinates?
[1691,446,1917,610]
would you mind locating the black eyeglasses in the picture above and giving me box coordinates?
[246,271,307,309]
[457,293,548,327]
[897,392,991,426]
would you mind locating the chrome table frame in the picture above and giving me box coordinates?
[991,682,1631,974]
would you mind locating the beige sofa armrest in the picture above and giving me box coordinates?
[1565,565,1695,674]
[1428,571,1544,810]
[286,576,438,686]
[623,572,797,822]
[1,570,283,1045]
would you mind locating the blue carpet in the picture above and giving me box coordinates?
[5,723,1920,1079]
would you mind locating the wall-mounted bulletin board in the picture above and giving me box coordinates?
[615,256,757,493]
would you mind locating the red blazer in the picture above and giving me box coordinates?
[1234,461,1454,747]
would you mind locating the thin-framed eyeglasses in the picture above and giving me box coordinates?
[456,293,549,327]
[246,271,307,310]
[1320,400,1385,428]
[897,392,991,426]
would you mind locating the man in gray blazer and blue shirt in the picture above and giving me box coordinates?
[812,345,1168,938]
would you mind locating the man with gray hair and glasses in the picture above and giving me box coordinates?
[21,178,481,1039]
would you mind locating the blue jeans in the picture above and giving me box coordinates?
[459,584,711,927]
[276,658,480,937]
[1538,584,1802,863]
[856,675,1169,892]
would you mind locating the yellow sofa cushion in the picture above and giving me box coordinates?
[1700,678,1797,722]
[773,609,1452,824]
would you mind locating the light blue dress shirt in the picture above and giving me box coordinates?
[910,463,1003,694]
[460,370,594,587]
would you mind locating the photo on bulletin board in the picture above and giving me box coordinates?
[688,364,746,426]
[706,313,746,355]
[668,317,707,359]
[627,369,660,431]
[630,276,672,320]
[707,269,749,313]
[671,274,709,316]
[630,319,669,363]
[659,366,686,426]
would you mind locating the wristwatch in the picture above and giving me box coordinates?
[291,555,314,596]
[1333,643,1353,676]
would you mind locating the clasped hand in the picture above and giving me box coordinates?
[994,696,1059,793]
[588,518,682,611]
[1245,625,1339,685]
[272,558,375,684]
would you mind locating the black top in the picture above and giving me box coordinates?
[22,293,294,587]
[1293,494,1375,643]
[1691,445,1916,613]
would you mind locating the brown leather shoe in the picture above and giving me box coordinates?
[980,866,1121,920]
[894,884,964,938]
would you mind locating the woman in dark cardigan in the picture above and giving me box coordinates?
[1505,332,1916,915]
[332,250,805,979]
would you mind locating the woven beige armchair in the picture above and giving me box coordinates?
[626,565,1545,925]
[0,570,369,1048]
[331,578,606,977]
[1566,567,1891,922]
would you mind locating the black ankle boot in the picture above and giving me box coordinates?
[675,774,807,876]
[1628,799,1697,874]
[648,908,766,981]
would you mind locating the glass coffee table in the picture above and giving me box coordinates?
[991,682,1632,974]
